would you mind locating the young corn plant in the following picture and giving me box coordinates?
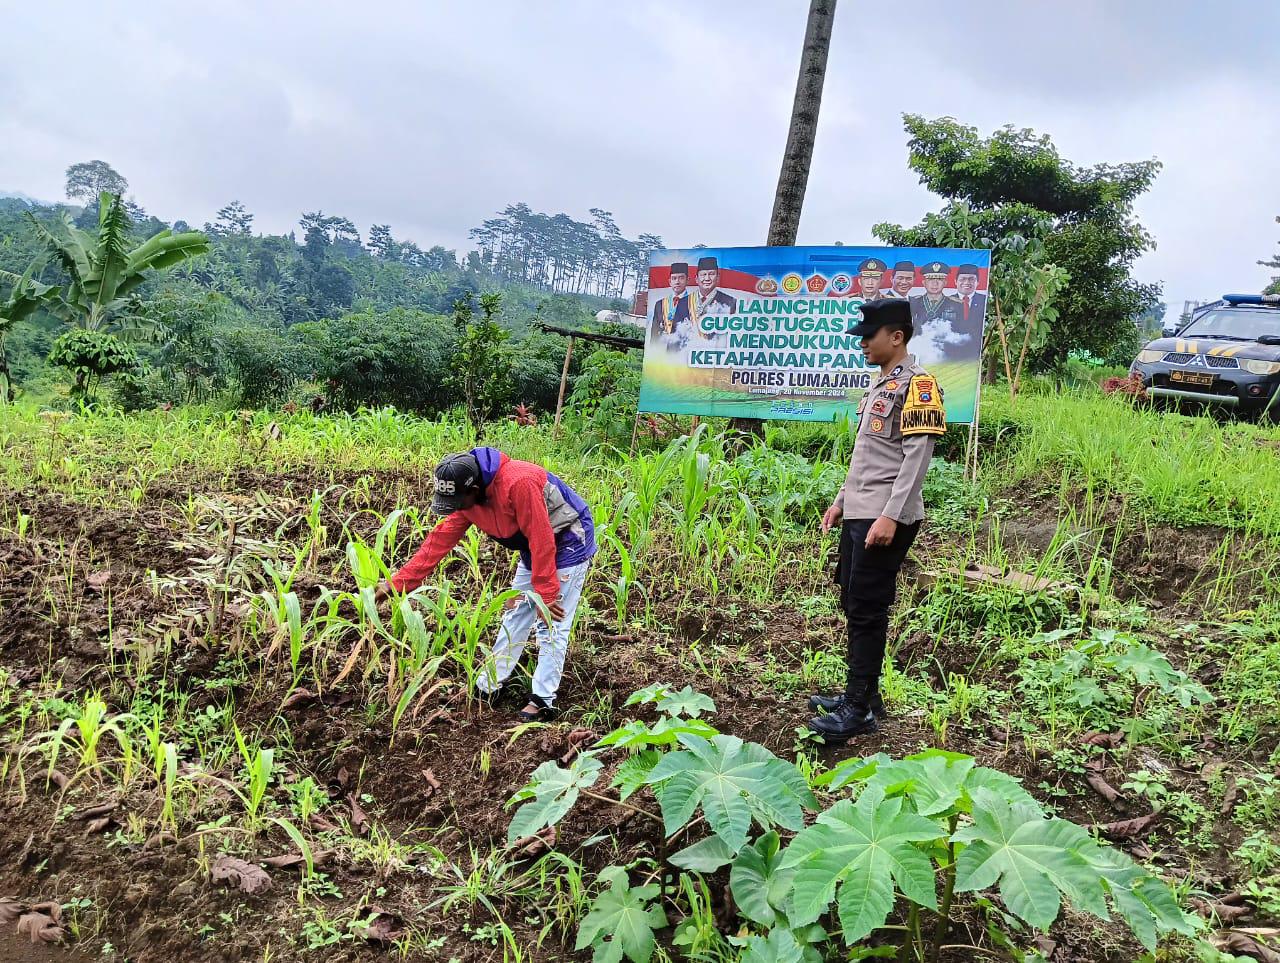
[599,531,637,629]
[23,694,136,790]
[139,707,181,831]
[624,433,691,556]
[672,442,722,564]
[233,725,276,833]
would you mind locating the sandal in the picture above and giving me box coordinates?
[518,694,559,722]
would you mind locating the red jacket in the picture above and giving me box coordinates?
[389,450,594,607]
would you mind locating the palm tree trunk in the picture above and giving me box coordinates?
[733,0,838,436]
[766,0,837,247]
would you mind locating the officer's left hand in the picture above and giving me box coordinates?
[865,515,898,548]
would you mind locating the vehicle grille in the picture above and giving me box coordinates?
[1160,351,1241,369]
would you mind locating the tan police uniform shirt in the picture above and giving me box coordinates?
[835,355,947,524]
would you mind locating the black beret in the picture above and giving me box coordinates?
[956,263,980,276]
[892,261,915,273]
[848,297,911,335]
[669,262,689,275]
[696,256,719,272]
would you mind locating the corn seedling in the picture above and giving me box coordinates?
[233,725,276,832]
[23,694,136,790]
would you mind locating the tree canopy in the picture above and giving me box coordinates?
[0,160,642,414]
[876,115,1161,367]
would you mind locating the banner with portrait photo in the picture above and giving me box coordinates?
[638,246,990,423]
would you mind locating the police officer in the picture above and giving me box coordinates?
[910,260,962,332]
[856,257,889,301]
[810,298,947,741]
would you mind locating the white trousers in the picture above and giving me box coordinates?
[477,559,590,705]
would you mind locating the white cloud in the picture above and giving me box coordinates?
[1,0,1277,319]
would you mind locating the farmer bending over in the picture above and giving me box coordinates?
[374,448,596,721]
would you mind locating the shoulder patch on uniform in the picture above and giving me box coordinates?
[901,375,946,436]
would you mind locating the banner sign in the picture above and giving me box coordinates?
[638,246,990,423]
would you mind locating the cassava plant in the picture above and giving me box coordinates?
[506,686,1199,963]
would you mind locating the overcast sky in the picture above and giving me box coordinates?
[3,1,1278,320]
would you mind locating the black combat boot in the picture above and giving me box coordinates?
[808,683,886,718]
[807,678,877,741]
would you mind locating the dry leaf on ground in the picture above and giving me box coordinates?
[210,855,272,895]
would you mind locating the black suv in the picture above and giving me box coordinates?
[1130,294,1280,419]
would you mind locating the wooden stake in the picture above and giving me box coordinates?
[553,336,575,433]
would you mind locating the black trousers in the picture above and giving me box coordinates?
[834,517,920,693]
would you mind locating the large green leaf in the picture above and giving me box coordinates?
[611,749,661,801]
[506,754,603,845]
[598,716,719,751]
[669,834,737,872]
[952,789,1105,929]
[781,786,940,942]
[730,831,793,927]
[0,263,61,331]
[1080,841,1199,949]
[24,211,90,288]
[960,765,1044,813]
[646,734,811,851]
[656,685,716,718]
[121,231,210,295]
[739,927,804,963]
[92,192,131,312]
[823,751,1043,817]
[575,866,668,963]
[856,751,976,816]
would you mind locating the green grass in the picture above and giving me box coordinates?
[986,391,1280,538]
[2,386,1279,961]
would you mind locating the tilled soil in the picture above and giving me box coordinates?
[0,470,1263,962]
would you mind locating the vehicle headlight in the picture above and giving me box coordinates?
[1135,349,1163,364]
[1242,358,1280,375]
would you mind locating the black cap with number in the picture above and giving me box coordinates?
[431,452,482,514]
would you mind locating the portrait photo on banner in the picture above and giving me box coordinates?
[639,246,991,424]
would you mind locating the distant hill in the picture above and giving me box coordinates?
[0,190,57,206]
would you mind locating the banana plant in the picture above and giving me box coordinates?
[0,262,61,402]
[25,191,209,338]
